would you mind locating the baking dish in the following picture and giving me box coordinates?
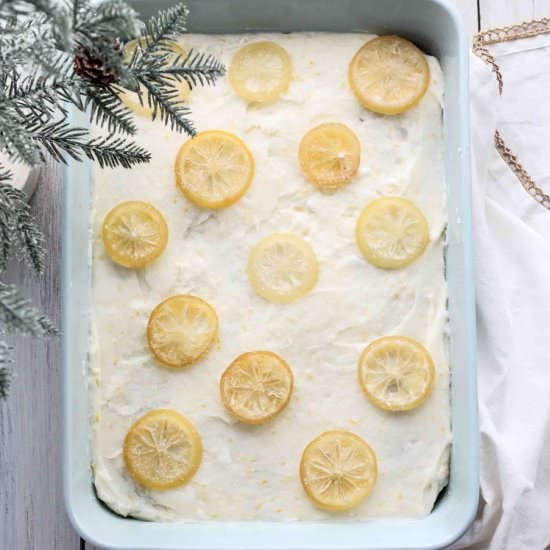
[62,0,478,548]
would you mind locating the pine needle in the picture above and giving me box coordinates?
[0,167,46,274]
[0,282,58,337]
[84,85,137,136]
[0,340,14,399]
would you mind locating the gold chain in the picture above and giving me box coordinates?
[472,37,503,93]
[494,131,550,210]
[473,18,550,212]
[476,17,550,45]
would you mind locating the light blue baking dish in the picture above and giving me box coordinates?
[63,0,478,548]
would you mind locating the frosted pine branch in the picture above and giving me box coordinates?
[0,168,46,274]
[0,340,14,399]
[0,282,58,337]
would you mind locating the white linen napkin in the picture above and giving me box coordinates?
[451,33,550,550]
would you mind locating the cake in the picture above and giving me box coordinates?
[90,32,450,521]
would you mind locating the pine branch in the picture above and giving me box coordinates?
[123,4,225,137]
[78,135,151,169]
[0,282,58,337]
[139,80,196,135]
[0,112,45,165]
[0,340,14,399]
[3,41,72,83]
[2,71,76,122]
[14,202,46,274]
[0,170,14,273]
[161,49,226,90]
[73,0,140,83]
[2,105,148,170]
[0,221,11,273]
[83,85,136,136]
[0,16,54,69]
[0,0,71,50]
[74,0,139,41]
[0,168,46,274]
[140,3,189,56]
[32,120,150,168]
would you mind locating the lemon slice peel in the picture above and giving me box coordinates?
[355,196,429,269]
[220,351,294,424]
[101,201,168,269]
[358,336,435,411]
[349,35,430,115]
[247,233,319,304]
[229,41,292,103]
[175,130,254,209]
[147,295,218,368]
[300,430,378,511]
[299,123,361,190]
[123,409,202,491]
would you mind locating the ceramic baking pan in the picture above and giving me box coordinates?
[63,0,478,547]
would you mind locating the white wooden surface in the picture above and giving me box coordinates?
[1,1,548,549]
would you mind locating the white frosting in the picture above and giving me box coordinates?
[90,33,450,522]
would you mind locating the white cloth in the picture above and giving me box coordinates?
[452,34,550,550]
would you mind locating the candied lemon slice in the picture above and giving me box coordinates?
[349,35,430,115]
[248,233,319,304]
[298,123,361,190]
[355,197,429,269]
[120,38,190,116]
[229,41,292,103]
[300,430,377,511]
[175,130,254,209]
[147,295,218,368]
[123,409,202,490]
[220,351,293,424]
[101,201,168,268]
[358,336,435,411]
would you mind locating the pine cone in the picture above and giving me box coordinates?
[74,49,118,88]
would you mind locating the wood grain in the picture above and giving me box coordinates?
[0,164,80,550]
[480,0,550,29]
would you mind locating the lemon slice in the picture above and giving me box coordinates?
[248,233,319,304]
[120,38,190,117]
[101,201,168,268]
[349,35,430,115]
[123,409,202,490]
[355,197,429,269]
[298,123,361,190]
[175,130,254,209]
[358,336,435,411]
[300,430,377,511]
[229,41,292,103]
[220,351,293,424]
[147,295,218,368]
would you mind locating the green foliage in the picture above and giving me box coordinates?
[0,0,226,398]
[0,169,46,274]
